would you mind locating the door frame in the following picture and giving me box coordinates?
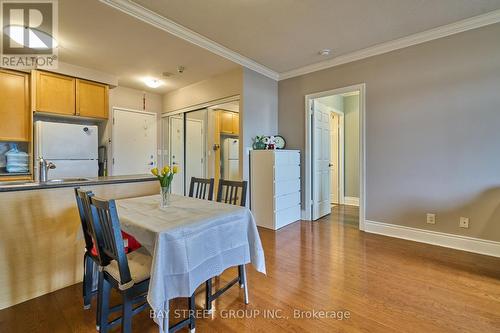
[111,107,158,176]
[304,83,366,231]
[326,107,345,205]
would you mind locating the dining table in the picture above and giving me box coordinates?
[114,193,267,332]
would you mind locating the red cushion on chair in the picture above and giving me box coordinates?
[88,232,142,256]
[121,231,142,253]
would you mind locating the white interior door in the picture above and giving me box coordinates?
[112,109,157,176]
[185,119,205,184]
[312,101,331,220]
[169,116,184,195]
[330,113,339,204]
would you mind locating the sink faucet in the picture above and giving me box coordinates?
[39,157,56,182]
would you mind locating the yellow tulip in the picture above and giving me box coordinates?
[172,165,179,174]
[151,167,158,176]
[162,166,170,175]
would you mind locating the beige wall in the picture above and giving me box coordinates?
[100,86,163,174]
[278,23,500,241]
[162,68,243,113]
[343,95,359,198]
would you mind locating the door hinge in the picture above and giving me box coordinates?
[112,158,115,165]
[113,117,115,125]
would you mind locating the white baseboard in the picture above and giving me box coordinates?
[343,196,359,206]
[365,220,500,258]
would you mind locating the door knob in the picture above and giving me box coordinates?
[329,163,334,167]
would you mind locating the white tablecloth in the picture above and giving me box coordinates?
[115,194,266,331]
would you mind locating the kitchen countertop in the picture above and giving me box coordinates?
[0,174,157,192]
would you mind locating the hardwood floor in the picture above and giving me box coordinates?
[1,205,499,332]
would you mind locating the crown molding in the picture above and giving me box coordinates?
[99,0,279,81]
[279,9,500,80]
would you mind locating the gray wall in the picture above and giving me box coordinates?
[242,68,278,181]
[344,95,359,198]
[278,23,500,241]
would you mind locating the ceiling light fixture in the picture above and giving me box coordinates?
[318,48,332,56]
[143,77,163,88]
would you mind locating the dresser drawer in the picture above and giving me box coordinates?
[275,179,300,196]
[275,151,300,166]
[275,191,301,211]
[274,165,300,181]
[275,205,301,229]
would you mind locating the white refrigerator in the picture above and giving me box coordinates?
[222,138,239,180]
[35,121,99,180]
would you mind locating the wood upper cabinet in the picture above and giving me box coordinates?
[0,69,30,142]
[76,79,108,119]
[34,70,75,116]
[220,111,239,135]
[232,112,240,135]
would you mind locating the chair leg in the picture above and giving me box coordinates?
[239,265,249,305]
[98,276,111,333]
[189,293,196,333]
[121,291,133,333]
[83,252,93,310]
[205,279,212,312]
[96,271,103,331]
[238,265,244,288]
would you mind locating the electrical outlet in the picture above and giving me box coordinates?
[459,217,469,228]
[426,213,436,224]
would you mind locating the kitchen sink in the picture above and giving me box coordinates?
[0,178,92,187]
[0,181,35,186]
[45,178,92,183]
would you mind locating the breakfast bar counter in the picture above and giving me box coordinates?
[0,174,157,192]
[0,175,160,310]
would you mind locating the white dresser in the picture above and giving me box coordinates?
[250,150,301,230]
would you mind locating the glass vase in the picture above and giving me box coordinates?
[160,185,171,208]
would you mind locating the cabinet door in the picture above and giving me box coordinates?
[220,111,234,134]
[0,70,30,141]
[35,71,75,116]
[76,79,109,119]
[232,112,239,135]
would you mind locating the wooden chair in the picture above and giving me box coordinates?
[205,179,249,312]
[74,189,142,311]
[74,188,99,310]
[216,179,248,206]
[188,177,214,200]
[90,197,196,333]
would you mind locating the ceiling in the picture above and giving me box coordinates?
[57,0,239,93]
[131,0,500,73]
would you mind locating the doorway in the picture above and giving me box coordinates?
[304,84,366,230]
[162,109,207,195]
[111,108,157,175]
[161,98,241,195]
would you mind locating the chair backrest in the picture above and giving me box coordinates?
[75,188,98,255]
[216,179,248,207]
[189,177,215,200]
[89,197,132,285]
